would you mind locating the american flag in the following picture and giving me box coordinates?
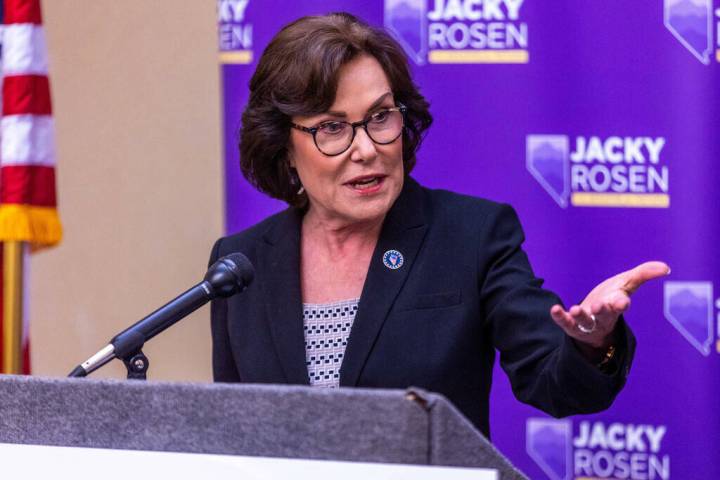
[0,0,62,373]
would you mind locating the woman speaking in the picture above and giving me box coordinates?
[209,12,669,438]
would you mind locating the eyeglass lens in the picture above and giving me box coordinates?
[315,109,403,155]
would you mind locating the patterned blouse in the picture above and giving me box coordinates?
[302,298,359,388]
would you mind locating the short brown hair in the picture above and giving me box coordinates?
[239,12,433,206]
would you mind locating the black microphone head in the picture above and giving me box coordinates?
[205,252,255,298]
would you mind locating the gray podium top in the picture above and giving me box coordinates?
[0,376,527,479]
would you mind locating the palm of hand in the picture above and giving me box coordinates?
[550,261,670,350]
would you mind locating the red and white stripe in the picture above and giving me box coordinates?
[0,0,60,374]
[1,0,57,208]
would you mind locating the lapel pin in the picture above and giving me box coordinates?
[382,250,404,270]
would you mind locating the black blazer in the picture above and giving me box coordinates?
[210,177,635,438]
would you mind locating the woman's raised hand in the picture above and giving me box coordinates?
[550,261,671,350]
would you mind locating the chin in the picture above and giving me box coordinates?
[349,187,400,222]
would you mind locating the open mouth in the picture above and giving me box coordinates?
[345,175,386,191]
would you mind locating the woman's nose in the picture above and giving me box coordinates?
[349,127,378,163]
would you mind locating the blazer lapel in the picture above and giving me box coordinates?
[258,208,310,385]
[340,177,429,386]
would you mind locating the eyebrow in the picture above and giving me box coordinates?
[325,92,394,118]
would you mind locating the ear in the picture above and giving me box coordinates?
[286,146,296,169]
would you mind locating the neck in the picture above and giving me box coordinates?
[302,208,384,256]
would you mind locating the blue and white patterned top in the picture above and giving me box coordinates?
[302,298,359,388]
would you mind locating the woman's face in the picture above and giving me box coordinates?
[289,54,404,226]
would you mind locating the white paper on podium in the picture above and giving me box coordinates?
[0,443,498,479]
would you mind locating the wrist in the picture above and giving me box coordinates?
[573,338,610,363]
[572,332,619,373]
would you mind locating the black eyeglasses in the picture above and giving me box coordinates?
[290,105,407,156]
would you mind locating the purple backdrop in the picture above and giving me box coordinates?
[217,1,720,478]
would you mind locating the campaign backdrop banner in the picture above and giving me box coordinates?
[217,1,720,478]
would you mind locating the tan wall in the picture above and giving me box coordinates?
[30,1,223,381]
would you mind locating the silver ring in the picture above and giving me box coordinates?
[577,314,597,334]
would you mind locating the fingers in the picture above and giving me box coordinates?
[609,291,631,313]
[550,304,595,333]
[551,303,616,349]
[569,305,595,331]
[593,292,630,316]
[550,304,574,331]
[622,261,671,294]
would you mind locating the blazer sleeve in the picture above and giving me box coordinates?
[479,204,635,417]
[209,237,242,382]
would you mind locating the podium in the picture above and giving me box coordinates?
[0,375,527,479]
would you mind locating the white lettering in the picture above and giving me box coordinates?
[647,166,669,193]
[487,22,505,48]
[463,0,483,21]
[644,137,666,164]
[628,166,647,193]
[624,424,646,452]
[624,137,644,163]
[445,0,465,20]
[586,137,605,163]
[429,22,526,49]
[604,136,624,164]
[217,0,249,22]
[504,0,524,20]
[569,422,670,479]
[483,0,504,20]
[610,165,628,192]
[428,23,448,48]
[469,24,487,48]
[574,449,593,475]
[630,453,649,480]
[218,24,252,50]
[588,166,612,192]
[649,454,671,479]
[428,0,445,20]
[506,23,528,48]
[589,422,609,450]
[570,137,587,163]
[447,22,470,48]
[569,136,666,164]
[607,423,625,451]
[645,425,667,453]
[572,166,668,193]
[574,421,591,448]
[574,451,670,480]
[592,450,615,477]
[570,165,589,191]
[614,452,631,479]
[427,0,524,21]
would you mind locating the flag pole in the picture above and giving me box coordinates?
[2,241,24,374]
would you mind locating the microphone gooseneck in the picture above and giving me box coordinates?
[68,253,254,378]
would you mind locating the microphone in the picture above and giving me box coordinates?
[68,253,254,378]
